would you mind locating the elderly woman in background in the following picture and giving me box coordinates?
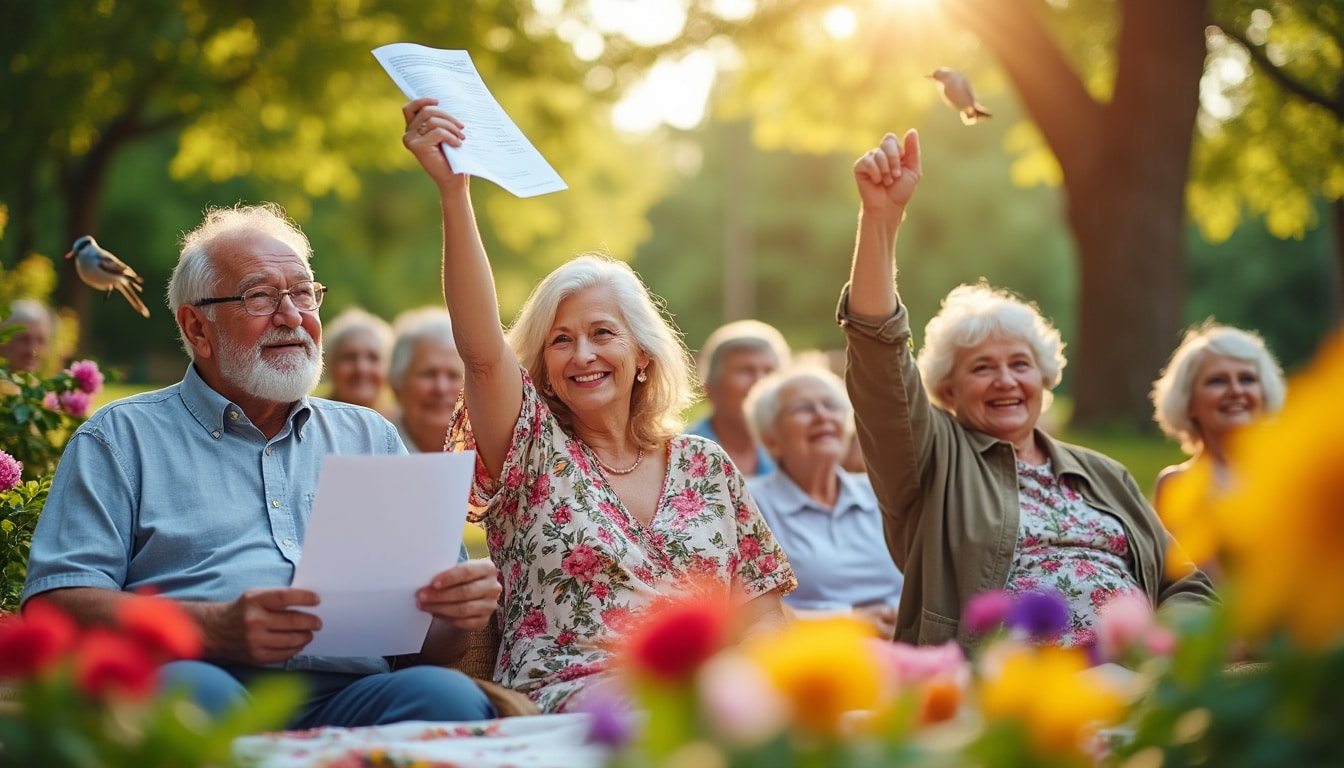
[839,129,1216,648]
[388,307,466,453]
[745,364,903,638]
[1150,323,1285,576]
[1,298,56,374]
[402,98,796,712]
[322,305,393,412]
[686,319,792,477]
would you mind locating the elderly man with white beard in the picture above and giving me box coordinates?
[22,203,501,729]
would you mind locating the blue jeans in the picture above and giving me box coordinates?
[160,661,496,728]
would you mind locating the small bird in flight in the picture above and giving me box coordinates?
[66,235,151,318]
[929,67,992,125]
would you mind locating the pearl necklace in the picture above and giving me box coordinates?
[597,446,644,476]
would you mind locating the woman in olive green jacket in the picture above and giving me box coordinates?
[839,129,1216,647]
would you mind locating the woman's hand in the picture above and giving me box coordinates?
[416,559,502,631]
[402,98,468,193]
[853,129,922,218]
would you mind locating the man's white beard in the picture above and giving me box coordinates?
[218,325,324,403]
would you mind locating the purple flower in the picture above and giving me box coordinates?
[963,590,1014,635]
[66,359,104,395]
[575,689,637,748]
[0,451,21,491]
[1006,590,1070,641]
[58,390,92,418]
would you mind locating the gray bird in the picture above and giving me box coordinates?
[929,67,992,125]
[65,235,150,318]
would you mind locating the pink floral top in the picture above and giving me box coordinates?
[1006,460,1142,647]
[447,372,796,713]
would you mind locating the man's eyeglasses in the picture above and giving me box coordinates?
[193,281,328,317]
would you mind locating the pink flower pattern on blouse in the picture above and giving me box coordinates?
[448,372,796,713]
[1006,460,1142,648]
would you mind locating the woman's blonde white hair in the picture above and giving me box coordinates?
[744,361,854,456]
[916,282,1067,412]
[506,253,694,446]
[1150,321,1286,454]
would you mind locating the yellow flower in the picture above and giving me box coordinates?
[1215,331,1344,648]
[1155,454,1217,579]
[978,646,1126,757]
[743,617,885,735]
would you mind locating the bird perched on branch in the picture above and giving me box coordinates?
[66,235,151,318]
[929,67,992,125]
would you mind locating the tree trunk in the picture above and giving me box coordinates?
[947,0,1208,429]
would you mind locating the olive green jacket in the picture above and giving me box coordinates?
[837,288,1217,646]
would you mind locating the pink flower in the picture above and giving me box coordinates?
[58,390,92,418]
[698,653,788,746]
[527,472,552,506]
[592,583,610,601]
[758,555,778,574]
[562,544,603,583]
[964,590,1013,635]
[42,391,59,411]
[739,535,761,560]
[504,464,525,489]
[870,640,969,688]
[518,609,547,639]
[688,452,709,478]
[601,606,634,632]
[1073,560,1099,578]
[553,504,572,525]
[66,359,104,394]
[669,488,704,518]
[0,450,22,492]
[1096,592,1155,661]
[556,631,576,646]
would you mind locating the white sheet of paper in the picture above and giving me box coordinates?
[291,452,474,657]
[372,43,568,198]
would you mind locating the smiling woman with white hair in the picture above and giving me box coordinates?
[839,128,1216,649]
[745,364,903,638]
[1150,322,1286,520]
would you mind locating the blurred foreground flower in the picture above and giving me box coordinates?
[0,594,302,767]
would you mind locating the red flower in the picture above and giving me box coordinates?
[116,594,203,662]
[0,599,79,679]
[527,473,552,507]
[669,488,704,518]
[553,504,572,525]
[739,535,761,560]
[592,583,611,601]
[758,555,778,574]
[689,452,709,478]
[75,627,159,701]
[623,596,729,684]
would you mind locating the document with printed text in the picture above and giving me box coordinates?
[291,452,474,657]
[373,43,568,198]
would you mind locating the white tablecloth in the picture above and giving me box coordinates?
[233,713,609,768]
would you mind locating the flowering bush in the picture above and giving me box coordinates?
[0,594,303,767]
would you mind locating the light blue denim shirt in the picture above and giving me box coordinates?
[746,469,903,611]
[685,416,776,477]
[21,364,459,674]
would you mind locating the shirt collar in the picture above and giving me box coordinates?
[767,467,866,517]
[180,364,313,440]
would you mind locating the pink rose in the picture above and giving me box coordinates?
[553,504,572,525]
[758,555,777,574]
[58,390,92,418]
[518,609,547,639]
[738,535,760,561]
[562,544,603,583]
[527,473,552,506]
[869,640,968,688]
[505,464,526,490]
[66,360,104,394]
[669,488,704,518]
[689,452,709,478]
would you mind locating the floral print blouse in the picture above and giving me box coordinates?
[1006,459,1143,647]
[447,372,796,713]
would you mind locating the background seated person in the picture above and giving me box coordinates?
[686,319,792,477]
[322,305,394,412]
[745,363,903,638]
[403,98,796,713]
[840,129,1216,648]
[389,307,466,452]
[1,297,55,374]
[23,203,500,728]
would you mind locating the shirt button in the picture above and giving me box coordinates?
[229,411,240,421]
[272,500,281,508]
[265,447,272,456]
[282,538,293,547]
[211,431,221,439]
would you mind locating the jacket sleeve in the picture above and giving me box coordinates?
[837,285,935,570]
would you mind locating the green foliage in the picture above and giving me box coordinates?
[0,476,48,614]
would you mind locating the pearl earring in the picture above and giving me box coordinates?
[636,367,648,383]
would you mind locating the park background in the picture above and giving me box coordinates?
[2,0,1340,494]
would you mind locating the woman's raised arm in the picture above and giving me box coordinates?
[402,98,523,476]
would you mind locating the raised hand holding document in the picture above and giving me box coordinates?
[373,43,567,198]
